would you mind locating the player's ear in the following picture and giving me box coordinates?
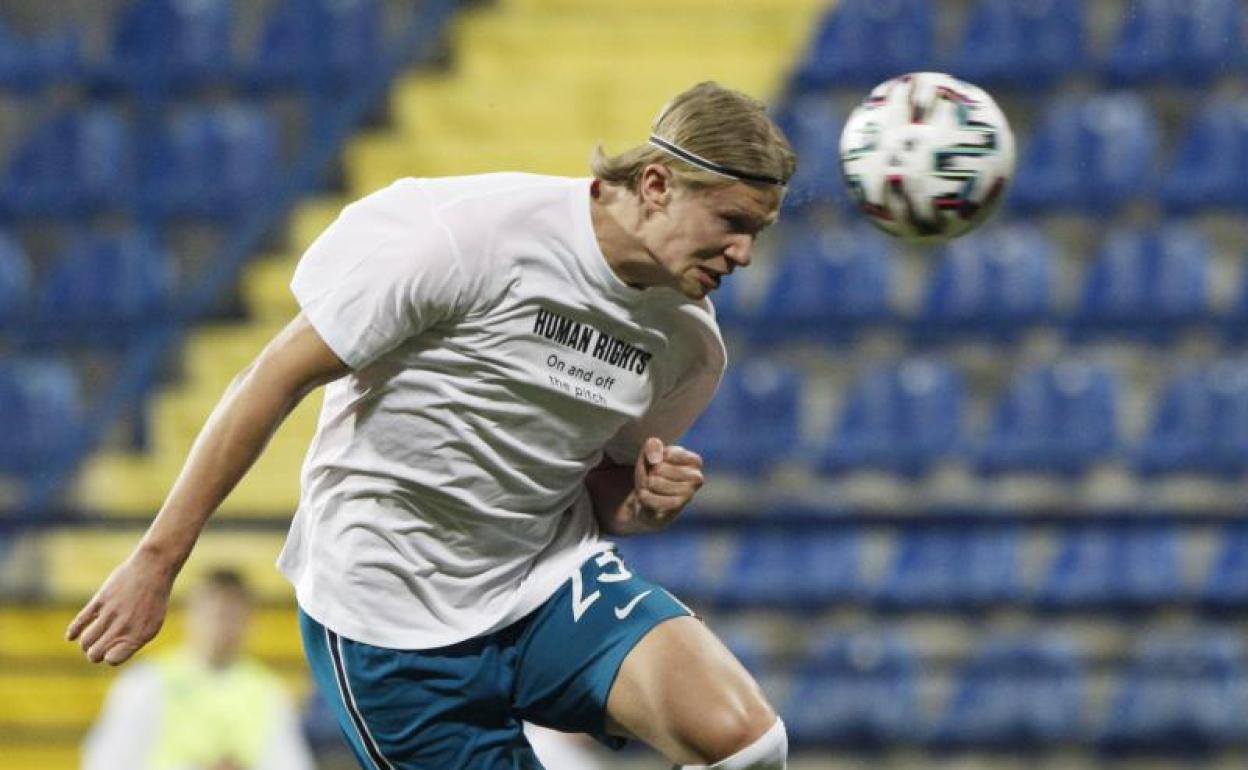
[638,163,674,211]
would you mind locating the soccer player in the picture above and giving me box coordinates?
[67,81,797,770]
[81,568,315,770]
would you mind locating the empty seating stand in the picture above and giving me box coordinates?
[817,358,964,477]
[784,630,923,746]
[946,0,1087,89]
[789,0,934,91]
[932,633,1087,746]
[973,360,1120,476]
[915,223,1057,341]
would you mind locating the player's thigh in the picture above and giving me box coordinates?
[604,615,777,766]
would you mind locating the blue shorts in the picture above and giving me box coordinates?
[299,547,693,770]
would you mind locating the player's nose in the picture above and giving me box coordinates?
[725,234,754,269]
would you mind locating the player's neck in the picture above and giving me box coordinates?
[589,180,669,290]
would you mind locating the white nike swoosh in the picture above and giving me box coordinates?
[614,590,653,620]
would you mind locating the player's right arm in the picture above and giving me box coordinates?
[66,313,349,665]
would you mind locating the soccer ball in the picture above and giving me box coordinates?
[839,72,1015,244]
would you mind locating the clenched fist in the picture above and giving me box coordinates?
[632,437,704,530]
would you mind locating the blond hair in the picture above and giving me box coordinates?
[591,81,797,191]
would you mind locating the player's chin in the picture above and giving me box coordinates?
[685,269,717,299]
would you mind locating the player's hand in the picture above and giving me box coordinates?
[632,437,704,530]
[65,547,175,665]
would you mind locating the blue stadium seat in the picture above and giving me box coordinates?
[1100,631,1248,749]
[874,526,1023,608]
[0,106,135,218]
[0,17,80,90]
[973,360,1120,475]
[613,531,715,602]
[142,104,280,220]
[1071,225,1212,339]
[111,0,234,91]
[1134,359,1248,477]
[946,0,1087,88]
[916,223,1057,340]
[1009,94,1159,214]
[1036,525,1186,608]
[716,530,863,607]
[1202,525,1248,607]
[36,229,175,341]
[0,232,32,324]
[770,96,849,214]
[756,223,893,341]
[1104,0,1246,86]
[249,0,383,91]
[0,357,82,473]
[933,633,1087,746]
[788,0,934,91]
[680,359,802,475]
[785,630,924,745]
[1163,97,1248,212]
[817,358,964,476]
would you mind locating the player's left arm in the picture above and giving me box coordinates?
[587,437,704,536]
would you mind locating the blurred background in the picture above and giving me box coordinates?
[2,0,1248,768]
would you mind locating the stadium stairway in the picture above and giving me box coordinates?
[2,2,825,767]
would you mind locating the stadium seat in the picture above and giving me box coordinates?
[0,232,32,325]
[1201,525,1248,607]
[110,0,234,91]
[1100,631,1248,749]
[770,95,849,214]
[973,360,1120,475]
[755,223,893,341]
[0,106,136,218]
[249,0,383,92]
[680,358,802,475]
[932,633,1087,746]
[0,16,80,91]
[816,358,964,476]
[946,0,1087,89]
[915,223,1057,340]
[612,531,716,602]
[716,530,863,607]
[1163,96,1248,212]
[36,229,175,342]
[1103,0,1246,86]
[1036,525,1186,608]
[1070,225,1212,339]
[788,0,934,91]
[1133,359,1248,477]
[784,630,924,746]
[0,357,82,474]
[1008,94,1159,214]
[141,104,280,220]
[874,526,1023,608]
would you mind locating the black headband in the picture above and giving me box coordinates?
[648,135,787,187]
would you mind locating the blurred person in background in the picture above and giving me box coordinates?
[68,81,796,770]
[81,568,315,770]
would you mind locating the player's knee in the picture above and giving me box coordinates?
[701,716,787,769]
[690,698,781,767]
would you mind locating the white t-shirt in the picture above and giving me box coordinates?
[277,173,726,649]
